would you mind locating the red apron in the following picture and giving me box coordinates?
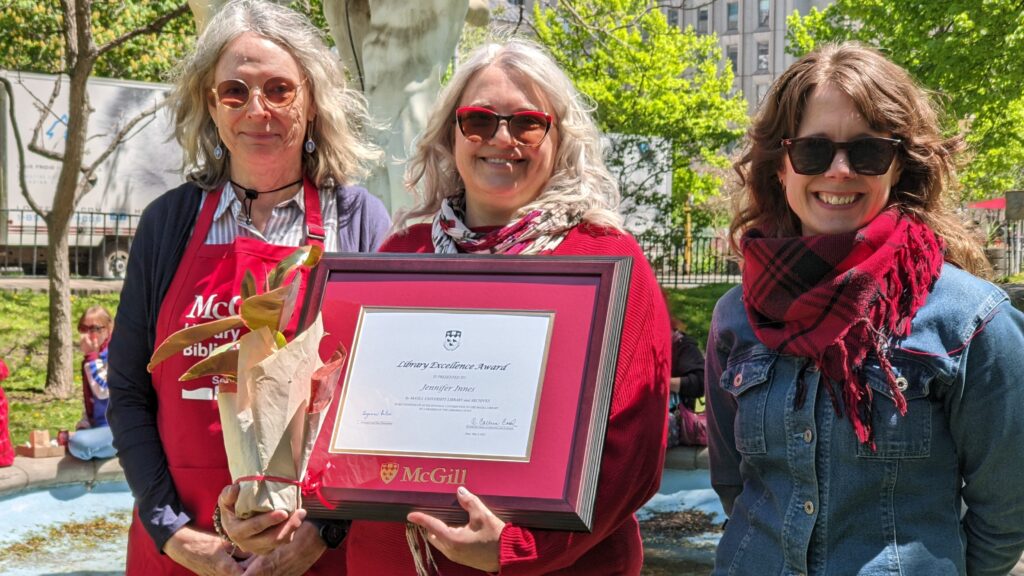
[125,181,344,574]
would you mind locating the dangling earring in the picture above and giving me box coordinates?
[304,121,316,154]
[213,127,225,160]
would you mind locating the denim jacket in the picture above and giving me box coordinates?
[706,264,1024,576]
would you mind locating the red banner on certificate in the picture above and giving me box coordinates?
[297,254,631,531]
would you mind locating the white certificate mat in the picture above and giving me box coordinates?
[329,307,554,461]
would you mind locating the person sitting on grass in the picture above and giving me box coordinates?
[69,306,116,460]
[663,291,707,447]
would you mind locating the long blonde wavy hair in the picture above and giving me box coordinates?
[395,39,622,233]
[168,0,380,190]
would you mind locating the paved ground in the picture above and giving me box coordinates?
[2,447,1023,574]
[0,277,122,294]
[0,452,124,497]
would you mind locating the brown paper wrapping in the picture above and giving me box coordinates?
[221,314,329,518]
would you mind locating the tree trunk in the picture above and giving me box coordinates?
[36,0,184,396]
[44,227,74,398]
[43,39,94,398]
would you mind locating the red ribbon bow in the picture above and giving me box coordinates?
[235,461,336,510]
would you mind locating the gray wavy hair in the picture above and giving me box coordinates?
[169,0,380,190]
[396,38,622,231]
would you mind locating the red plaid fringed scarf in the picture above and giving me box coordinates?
[741,208,945,446]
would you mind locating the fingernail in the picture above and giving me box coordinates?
[457,486,468,496]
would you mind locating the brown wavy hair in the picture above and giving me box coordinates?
[730,42,988,277]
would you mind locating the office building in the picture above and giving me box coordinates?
[665,0,832,113]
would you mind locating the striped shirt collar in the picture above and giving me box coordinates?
[202,181,339,251]
[214,181,307,222]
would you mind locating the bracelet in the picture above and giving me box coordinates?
[212,505,238,557]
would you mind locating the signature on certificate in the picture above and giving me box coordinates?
[468,416,518,430]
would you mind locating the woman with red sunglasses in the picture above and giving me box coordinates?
[219,38,671,576]
[707,42,1024,575]
[106,1,390,574]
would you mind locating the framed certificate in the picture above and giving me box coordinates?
[297,253,632,531]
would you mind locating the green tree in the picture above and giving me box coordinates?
[534,0,747,243]
[0,1,331,81]
[0,1,189,397]
[0,1,194,81]
[787,1,1024,198]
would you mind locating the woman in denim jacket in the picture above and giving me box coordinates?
[706,42,1024,575]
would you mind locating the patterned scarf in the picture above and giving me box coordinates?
[430,194,580,255]
[741,207,945,446]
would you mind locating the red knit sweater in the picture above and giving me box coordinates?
[343,223,671,575]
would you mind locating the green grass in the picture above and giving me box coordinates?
[1,289,120,446]
[663,283,736,351]
[0,283,739,449]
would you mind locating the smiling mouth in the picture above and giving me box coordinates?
[481,157,524,165]
[816,192,859,206]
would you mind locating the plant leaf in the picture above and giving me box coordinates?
[148,316,245,372]
[239,281,294,332]
[267,246,314,291]
[241,270,258,300]
[180,348,239,382]
[275,275,303,332]
[309,342,348,414]
[304,244,323,267]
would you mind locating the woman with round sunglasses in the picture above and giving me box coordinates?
[218,38,671,575]
[106,1,389,574]
[706,42,1024,575]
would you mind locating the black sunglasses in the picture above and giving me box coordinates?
[781,137,902,176]
[455,106,553,147]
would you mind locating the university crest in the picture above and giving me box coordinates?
[380,462,399,484]
[444,329,462,351]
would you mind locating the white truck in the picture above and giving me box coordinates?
[0,70,184,277]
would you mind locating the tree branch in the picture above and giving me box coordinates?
[0,75,47,217]
[653,0,716,12]
[23,75,68,163]
[97,3,189,56]
[557,0,628,51]
[512,3,526,36]
[59,0,76,70]
[78,97,165,204]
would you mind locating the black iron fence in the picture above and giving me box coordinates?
[642,223,1024,287]
[986,219,1024,279]
[2,208,1020,283]
[639,233,741,287]
[1,208,137,278]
